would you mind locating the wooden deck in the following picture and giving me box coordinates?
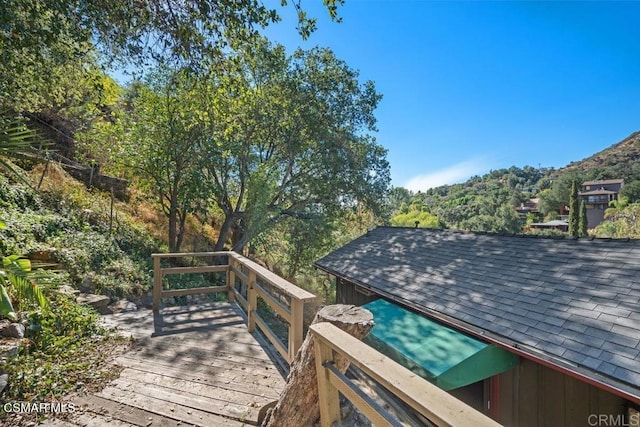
[43,302,287,427]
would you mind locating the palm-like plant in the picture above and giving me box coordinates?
[0,112,49,320]
[0,245,48,321]
[605,197,630,221]
[0,111,39,182]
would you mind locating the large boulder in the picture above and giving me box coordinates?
[0,320,25,338]
[77,293,111,315]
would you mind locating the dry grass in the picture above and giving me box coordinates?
[27,162,221,252]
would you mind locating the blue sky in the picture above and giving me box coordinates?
[263,1,640,191]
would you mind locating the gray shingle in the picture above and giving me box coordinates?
[315,227,640,395]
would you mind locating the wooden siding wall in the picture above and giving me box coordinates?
[497,358,626,427]
[336,278,378,306]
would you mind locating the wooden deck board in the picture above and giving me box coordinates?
[41,302,286,426]
[118,356,283,397]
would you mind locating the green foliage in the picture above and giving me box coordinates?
[198,41,389,251]
[0,171,157,299]
[1,256,48,309]
[594,203,640,238]
[544,211,560,222]
[124,67,208,252]
[0,0,343,111]
[123,39,390,254]
[1,293,125,403]
[525,212,539,225]
[0,111,40,182]
[538,170,585,216]
[621,181,640,203]
[579,200,588,237]
[460,204,522,234]
[568,181,579,237]
[398,166,547,233]
[605,196,629,221]
[390,197,442,228]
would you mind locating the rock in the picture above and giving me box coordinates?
[108,299,137,313]
[55,285,80,300]
[0,373,8,395]
[80,275,96,293]
[3,345,19,357]
[0,322,25,338]
[77,293,111,315]
[264,305,374,427]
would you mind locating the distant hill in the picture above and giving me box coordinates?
[401,130,640,232]
[561,131,640,181]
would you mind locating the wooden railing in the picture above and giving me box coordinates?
[151,251,316,364]
[310,322,502,427]
[228,252,316,363]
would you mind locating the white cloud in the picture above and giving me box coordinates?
[404,159,490,192]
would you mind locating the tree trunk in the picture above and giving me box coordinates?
[263,304,374,427]
[175,209,187,252]
[168,209,177,252]
[215,213,236,251]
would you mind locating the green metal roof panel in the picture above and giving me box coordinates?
[363,299,518,391]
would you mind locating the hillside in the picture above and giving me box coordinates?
[398,130,640,232]
[562,131,640,179]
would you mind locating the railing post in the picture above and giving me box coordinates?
[152,255,161,313]
[247,270,257,333]
[314,339,341,427]
[289,298,304,361]
[227,257,236,304]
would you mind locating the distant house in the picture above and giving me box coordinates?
[528,219,568,232]
[315,227,640,426]
[579,179,624,228]
[515,198,541,223]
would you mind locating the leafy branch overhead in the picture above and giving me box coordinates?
[0,0,344,111]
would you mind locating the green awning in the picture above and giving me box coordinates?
[362,299,518,391]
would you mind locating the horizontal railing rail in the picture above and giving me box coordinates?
[151,252,230,311]
[229,252,316,363]
[310,322,502,427]
[151,251,316,364]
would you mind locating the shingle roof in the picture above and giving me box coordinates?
[530,220,567,226]
[580,189,617,196]
[315,227,640,398]
[583,179,624,186]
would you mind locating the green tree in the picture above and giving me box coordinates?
[605,197,629,221]
[126,69,208,252]
[568,181,579,237]
[538,170,585,216]
[198,41,389,251]
[460,204,521,234]
[579,200,588,237]
[0,0,343,111]
[620,181,640,204]
[595,203,640,238]
[390,195,440,228]
[385,187,413,218]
